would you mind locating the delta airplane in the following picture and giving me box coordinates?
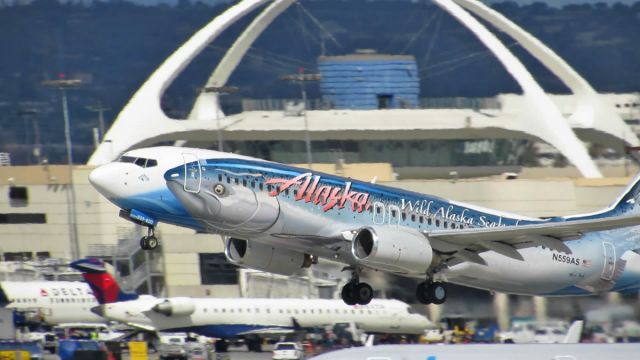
[89,146,640,306]
[0,281,104,324]
[70,258,431,343]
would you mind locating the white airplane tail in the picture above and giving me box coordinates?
[562,320,584,344]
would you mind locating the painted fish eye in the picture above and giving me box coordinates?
[213,184,226,196]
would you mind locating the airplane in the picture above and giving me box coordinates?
[70,258,432,351]
[88,146,640,306]
[0,280,105,325]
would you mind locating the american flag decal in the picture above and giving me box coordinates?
[582,259,592,268]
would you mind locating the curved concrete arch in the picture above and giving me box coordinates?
[433,0,601,178]
[88,0,272,165]
[453,0,639,150]
[188,0,297,122]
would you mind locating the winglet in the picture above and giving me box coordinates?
[70,258,138,304]
[562,320,584,344]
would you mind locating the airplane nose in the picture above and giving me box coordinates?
[89,165,116,198]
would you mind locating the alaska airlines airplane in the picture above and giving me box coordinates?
[89,146,640,306]
[0,281,104,324]
[70,258,431,341]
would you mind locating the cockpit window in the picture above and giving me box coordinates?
[134,158,146,167]
[118,155,158,168]
[119,156,136,163]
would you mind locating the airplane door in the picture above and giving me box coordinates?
[183,153,201,193]
[601,241,616,281]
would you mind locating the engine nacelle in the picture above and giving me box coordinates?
[152,298,196,317]
[351,225,433,274]
[225,238,311,276]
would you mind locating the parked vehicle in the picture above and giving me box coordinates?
[158,333,187,360]
[272,342,303,360]
[499,320,569,344]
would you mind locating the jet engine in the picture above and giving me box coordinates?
[152,298,196,317]
[225,238,311,276]
[351,225,434,274]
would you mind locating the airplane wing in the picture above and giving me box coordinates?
[426,213,640,265]
[236,327,295,336]
[121,322,157,332]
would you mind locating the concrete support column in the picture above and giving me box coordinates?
[534,296,548,322]
[493,292,510,331]
[428,304,443,325]
[607,292,622,305]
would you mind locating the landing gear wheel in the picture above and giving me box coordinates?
[140,227,158,250]
[429,282,447,305]
[341,282,357,305]
[416,282,432,304]
[354,283,374,305]
[140,236,149,250]
[146,236,158,250]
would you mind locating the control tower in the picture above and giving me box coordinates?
[319,52,419,110]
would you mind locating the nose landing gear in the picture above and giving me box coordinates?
[340,268,374,305]
[140,227,159,250]
[416,280,447,305]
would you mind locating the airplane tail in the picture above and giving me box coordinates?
[570,173,640,219]
[562,320,584,344]
[69,258,138,304]
[606,172,640,215]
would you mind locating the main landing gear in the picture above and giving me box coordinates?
[140,226,158,250]
[341,268,374,305]
[416,281,447,305]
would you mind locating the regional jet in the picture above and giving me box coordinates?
[89,146,640,305]
[0,281,105,324]
[70,258,431,351]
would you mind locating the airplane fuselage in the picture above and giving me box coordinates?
[0,281,104,324]
[89,147,640,298]
[95,297,430,337]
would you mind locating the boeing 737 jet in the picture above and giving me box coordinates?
[70,258,431,348]
[89,146,640,306]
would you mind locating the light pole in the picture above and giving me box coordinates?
[42,78,82,260]
[202,86,238,152]
[86,103,111,144]
[281,73,320,169]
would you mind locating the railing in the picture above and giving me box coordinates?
[239,97,501,112]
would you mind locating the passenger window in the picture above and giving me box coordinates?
[402,213,407,221]
[419,216,424,224]
[411,214,416,222]
[435,219,440,227]
[242,180,247,186]
[235,178,239,185]
[428,218,432,225]
[391,210,397,217]
[218,175,222,181]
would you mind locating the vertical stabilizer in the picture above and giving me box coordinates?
[70,258,138,304]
